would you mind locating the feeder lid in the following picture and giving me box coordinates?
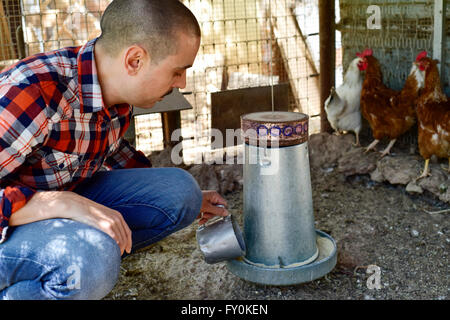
[241,111,309,147]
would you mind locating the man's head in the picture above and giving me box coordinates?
[97,0,200,62]
[95,0,201,108]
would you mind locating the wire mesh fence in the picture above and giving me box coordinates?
[21,0,105,54]
[0,0,22,65]
[340,0,436,90]
[446,2,450,96]
[0,0,325,164]
[175,0,323,163]
[1,0,446,163]
[339,0,449,150]
[0,0,109,65]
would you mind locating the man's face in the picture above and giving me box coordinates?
[127,32,200,109]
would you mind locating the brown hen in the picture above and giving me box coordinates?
[359,50,426,157]
[415,57,450,179]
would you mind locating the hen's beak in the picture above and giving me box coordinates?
[414,61,426,71]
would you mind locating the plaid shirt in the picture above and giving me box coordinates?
[0,39,152,242]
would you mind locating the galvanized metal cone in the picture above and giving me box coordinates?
[226,111,337,285]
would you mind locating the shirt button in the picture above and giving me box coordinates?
[59,163,65,169]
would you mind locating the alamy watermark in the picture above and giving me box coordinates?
[367,5,381,30]
[170,127,281,176]
[366,265,382,290]
[67,264,81,290]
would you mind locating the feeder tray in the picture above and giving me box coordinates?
[227,230,337,286]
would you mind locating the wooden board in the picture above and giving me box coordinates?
[211,83,289,148]
[132,89,193,116]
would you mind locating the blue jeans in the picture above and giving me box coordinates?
[0,168,202,299]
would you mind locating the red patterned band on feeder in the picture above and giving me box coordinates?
[241,111,309,147]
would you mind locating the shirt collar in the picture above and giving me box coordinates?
[77,38,104,113]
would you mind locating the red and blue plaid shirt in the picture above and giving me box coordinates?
[0,38,151,242]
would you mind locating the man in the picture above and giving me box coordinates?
[0,0,228,299]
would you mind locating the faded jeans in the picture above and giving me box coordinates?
[0,168,203,299]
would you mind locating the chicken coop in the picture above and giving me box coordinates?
[0,0,448,163]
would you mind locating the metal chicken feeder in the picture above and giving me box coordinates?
[226,111,337,285]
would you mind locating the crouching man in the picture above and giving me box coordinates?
[0,0,227,299]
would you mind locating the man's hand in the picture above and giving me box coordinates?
[197,190,229,225]
[10,191,132,255]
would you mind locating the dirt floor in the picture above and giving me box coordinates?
[104,133,449,300]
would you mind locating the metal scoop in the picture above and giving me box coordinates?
[196,205,246,264]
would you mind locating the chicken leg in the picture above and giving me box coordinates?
[379,139,396,158]
[417,158,431,180]
[364,139,379,153]
[352,132,360,147]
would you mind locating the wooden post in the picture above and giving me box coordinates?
[124,116,137,147]
[432,0,446,81]
[319,0,335,133]
[162,111,181,148]
[0,1,16,61]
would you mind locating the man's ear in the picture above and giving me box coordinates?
[124,45,148,75]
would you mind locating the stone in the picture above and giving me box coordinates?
[376,155,422,185]
[188,164,220,191]
[410,229,419,237]
[214,163,243,194]
[416,165,450,203]
[309,132,354,169]
[406,181,423,194]
[148,147,177,168]
[370,167,384,183]
[336,235,368,270]
[337,147,378,177]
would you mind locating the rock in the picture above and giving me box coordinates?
[417,164,450,203]
[188,164,220,191]
[214,164,243,194]
[337,148,378,177]
[410,229,419,237]
[376,156,422,185]
[406,181,423,194]
[370,167,384,183]
[148,147,178,168]
[336,235,368,270]
[309,132,354,169]
[188,163,243,195]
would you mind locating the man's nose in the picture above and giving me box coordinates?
[173,71,187,89]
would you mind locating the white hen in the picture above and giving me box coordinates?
[324,57,364,146]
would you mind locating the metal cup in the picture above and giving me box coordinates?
[196,210,246,264]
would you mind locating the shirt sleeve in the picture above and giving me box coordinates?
[0,83,49,243]
[104,138,152,169]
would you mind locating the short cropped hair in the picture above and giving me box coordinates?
[97,0,201,61]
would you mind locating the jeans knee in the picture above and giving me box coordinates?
[169,168,203,228]
[43,222,121,300]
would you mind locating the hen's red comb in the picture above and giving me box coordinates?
[362,49,373,56]
[356,48,373,58]
[415,51,427,62]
